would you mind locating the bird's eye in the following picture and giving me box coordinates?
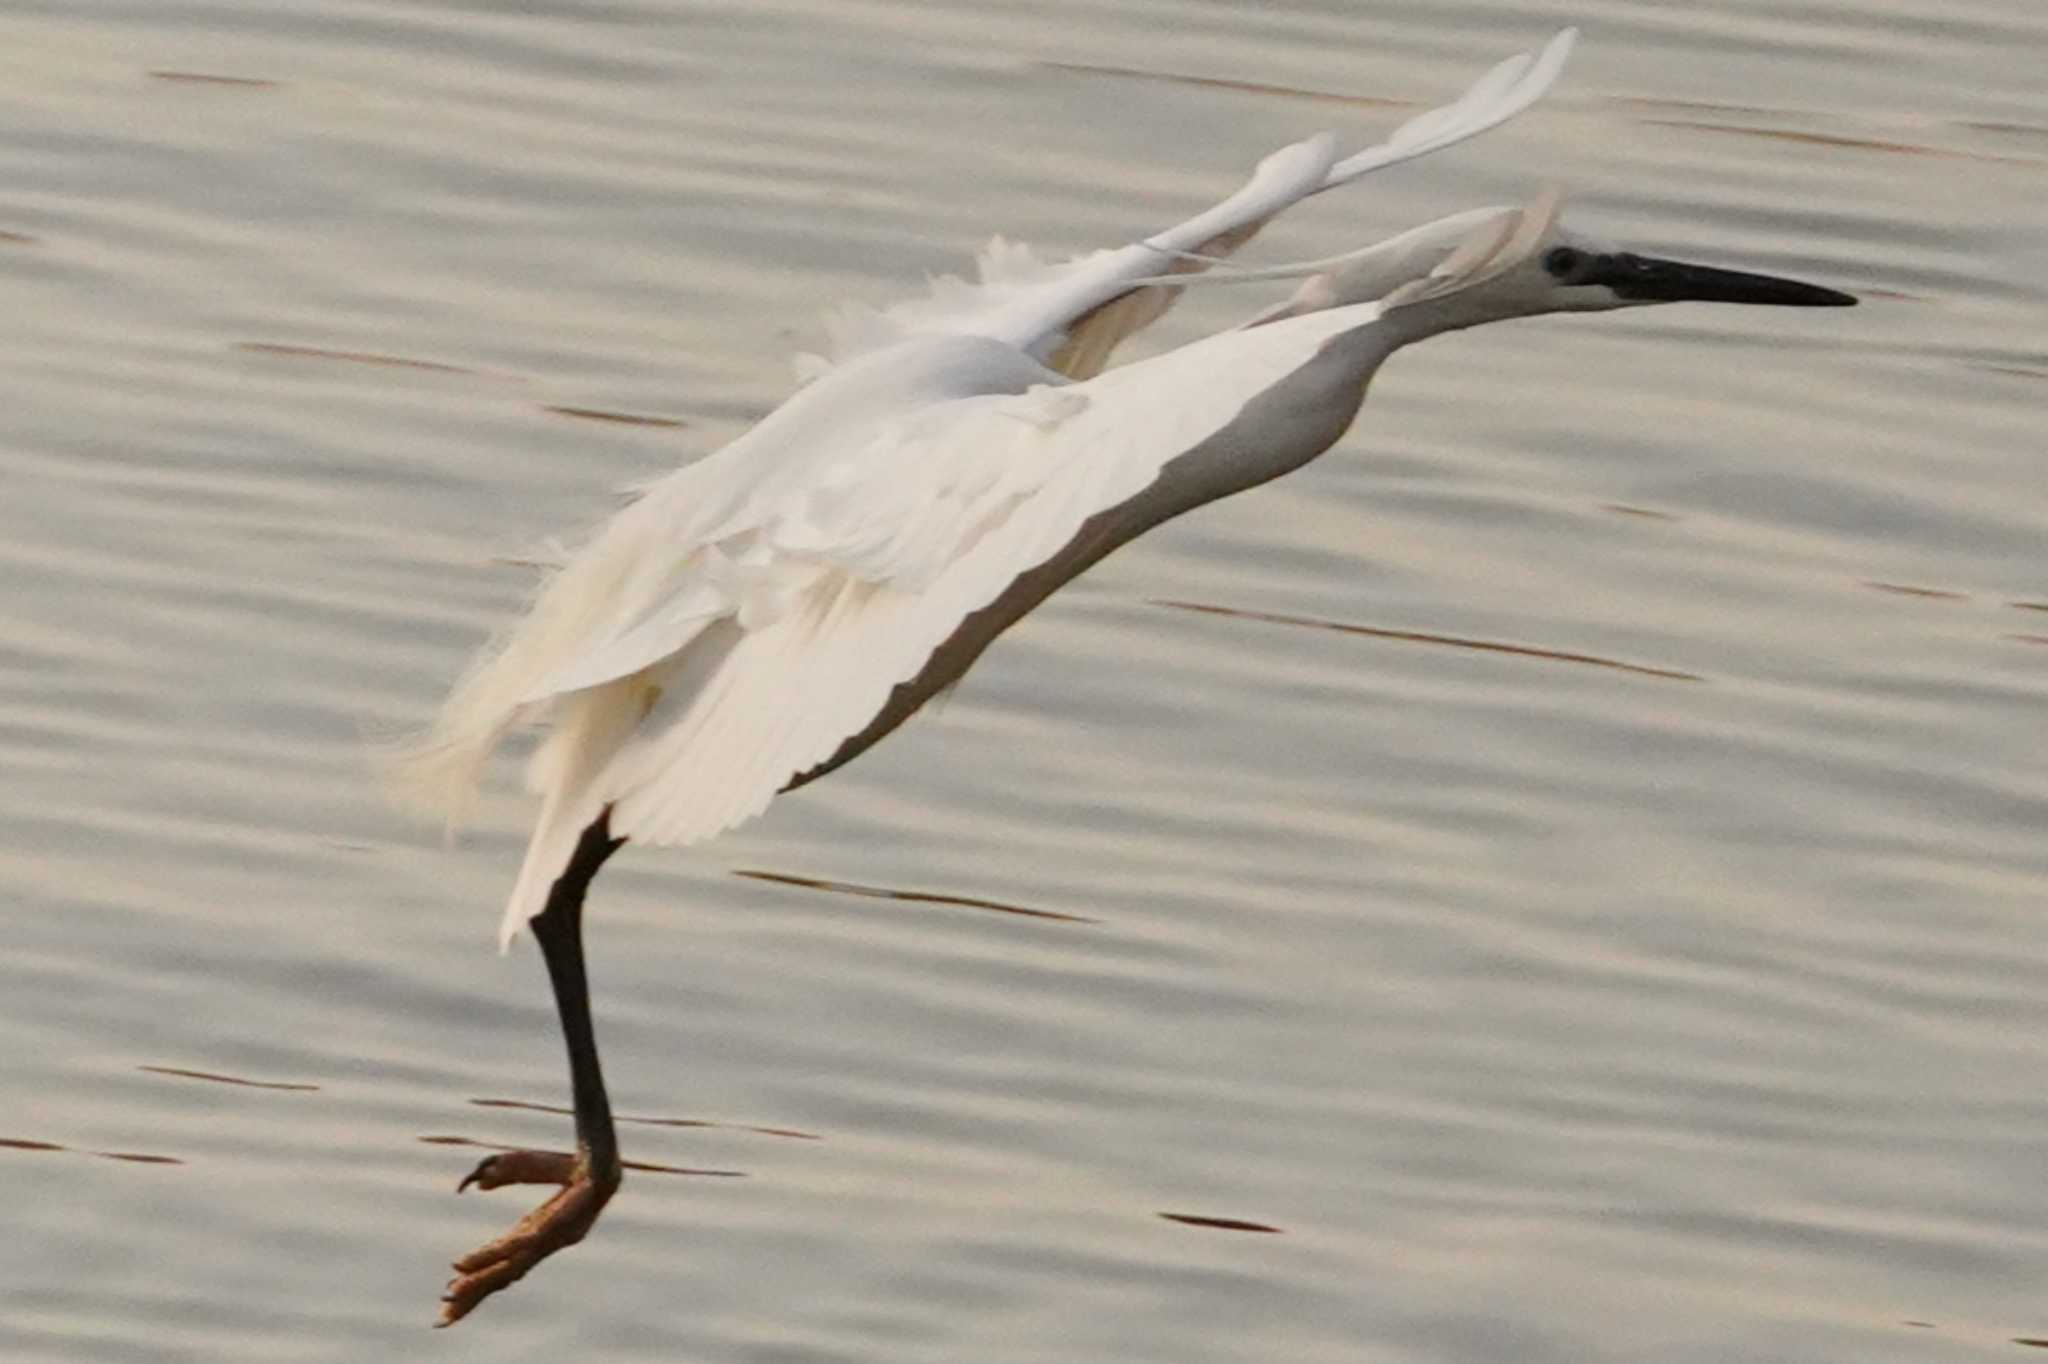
[1543,247,1584,279]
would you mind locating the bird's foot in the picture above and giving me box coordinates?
[438,1150,621,1327]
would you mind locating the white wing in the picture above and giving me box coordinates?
[584,190,1570,872]
[804,29,1576,380]
[437,299,1390,946]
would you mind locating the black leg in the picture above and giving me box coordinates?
[530,812,626,1178]
[438,811,628,1327]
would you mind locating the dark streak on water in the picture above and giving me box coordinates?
[470,1097,821,1140]
[1964,120,2048,137]
[1152,599,1705,682]
[418,1135,745,1178]
[2,1136,185,1165]
[234,342,521,382]
[734,868,1098,924]
[541,405,689,429]
[1863,582,1967,601]
[1159,1213,1283,1234]
[1035,61,1408,109]
[1609,95,1793,118]
[147,71,279,88]
[1639,118,2037,165]
[140,1064,321,1092]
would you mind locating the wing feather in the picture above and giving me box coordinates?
[590,300,1384,857]
[473,296,1387,942]
[803,31,1575,379]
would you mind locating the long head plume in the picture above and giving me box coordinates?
[1246,197,1550,325]
[1133,184,1853,331]
[1121,194,1555,325]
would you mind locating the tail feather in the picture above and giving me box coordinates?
[386,492,706,945]
[386,495,684,832]
[376,715,520,836]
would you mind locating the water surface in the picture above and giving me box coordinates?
[2,3,2044,1361]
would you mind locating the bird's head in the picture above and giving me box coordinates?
[1480,218,1859,317]
[1249,191,1856,332]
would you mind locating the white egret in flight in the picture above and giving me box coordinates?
[396,28,1854,1324]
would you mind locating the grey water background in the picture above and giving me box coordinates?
[2,1,2044,1360]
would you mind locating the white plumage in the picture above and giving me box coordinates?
[437,301,1409,944]
[395,32,1587,947]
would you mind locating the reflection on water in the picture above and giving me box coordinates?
[3,0,2046,1359]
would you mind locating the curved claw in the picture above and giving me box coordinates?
[437,1156,620,1327]
[456,1148,579,1193]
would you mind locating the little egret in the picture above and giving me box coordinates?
[397,29,1855,1324]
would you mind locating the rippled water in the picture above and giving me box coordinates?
[3,3,2044,1360]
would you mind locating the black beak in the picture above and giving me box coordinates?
[1592,252,1857,307]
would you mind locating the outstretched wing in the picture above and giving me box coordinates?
[461,295,1395,946]
[803,28,1576,383]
